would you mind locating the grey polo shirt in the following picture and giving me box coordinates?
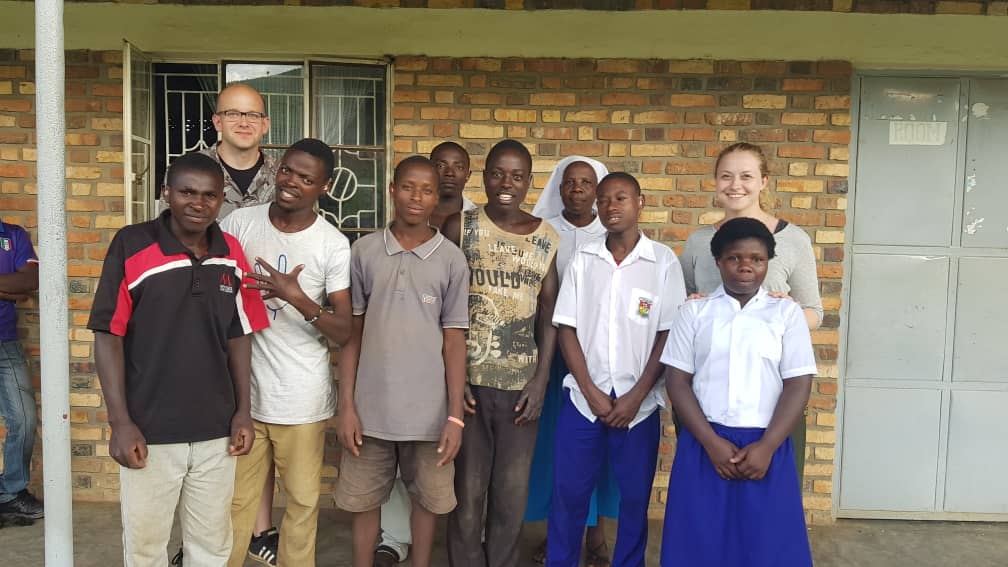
[350,227,470,442]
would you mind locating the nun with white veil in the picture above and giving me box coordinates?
[525,156,620,567]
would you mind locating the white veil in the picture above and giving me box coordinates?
[531,155,609,220]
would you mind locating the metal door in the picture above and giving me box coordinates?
[839,76,1008,519]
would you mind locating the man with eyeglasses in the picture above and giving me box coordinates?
[195,83,278,219]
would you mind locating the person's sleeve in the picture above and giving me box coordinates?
[680,233,699,296]
[228,237,269,337]
[786,228,824,326]
[441,251,470,329]
[350,241,368,316]
[87,229,130,336]
[659,301,698,373]
[217,210,238,237]
[658,254,688,331]
[326,235,351,293]
[552,254,580,328]
[11,226,38,268]
[779,303,818,379]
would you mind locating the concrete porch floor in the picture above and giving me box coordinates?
[2,502,1007,566]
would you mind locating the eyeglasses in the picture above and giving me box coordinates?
[216,110,267,124]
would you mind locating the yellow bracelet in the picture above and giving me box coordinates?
[447,416,465,429]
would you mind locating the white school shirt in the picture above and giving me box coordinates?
[552,234,687,428]
[219,204,351,424]
[660,286,818,429]
[545,214,608,279]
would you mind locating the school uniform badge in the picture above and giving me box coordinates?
[0,237,10,252]
[638,297,652,318]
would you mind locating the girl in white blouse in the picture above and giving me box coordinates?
[660,217,816,567]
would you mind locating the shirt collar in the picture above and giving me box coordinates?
[155,209,230,258]
[0,219,7,235]
[710,284,769,308]
[582,232,656,265]
[382,226,445,260]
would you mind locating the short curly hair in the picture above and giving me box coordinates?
[710,217,776,260]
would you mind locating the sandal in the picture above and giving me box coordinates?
[531,537,548,564]
[584,540,611,567]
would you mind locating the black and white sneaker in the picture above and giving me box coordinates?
[0,490,44,520]
[248,527,279,566]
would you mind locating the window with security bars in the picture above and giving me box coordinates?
[147,59,388,239]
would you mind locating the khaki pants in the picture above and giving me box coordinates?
[120,437,236,567]
[227,420,327,567]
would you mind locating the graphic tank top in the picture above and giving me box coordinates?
[461,207,559,391]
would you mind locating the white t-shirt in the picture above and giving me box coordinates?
[660,286,818,429]
[220,203,351,424]
[552,234,687,428]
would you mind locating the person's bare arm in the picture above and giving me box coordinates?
[94,332,148,469]
[732,375,813,480]
[336,315,365,456]
[245,258,353,346]
[665,366,742,480]
[226,335,254,456]
[437,328,467,466]
[515,257,559,425]
[0,262,38,294]
[604,330,669,429]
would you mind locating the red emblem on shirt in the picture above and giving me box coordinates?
[219,272,235,294]
[638,297,652,318]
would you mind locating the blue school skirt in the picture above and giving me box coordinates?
[525,353,620,524]
[661,422,812,567]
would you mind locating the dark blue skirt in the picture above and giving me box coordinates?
[525,353,620,524]
[661,422,812,567]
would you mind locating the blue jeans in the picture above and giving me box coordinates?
[0,340,36,503]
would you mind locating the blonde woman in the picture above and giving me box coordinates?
[678,142,822,479]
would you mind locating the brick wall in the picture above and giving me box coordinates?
[391,56,849,524]
[0,49,847,525]
[0,48,126,500]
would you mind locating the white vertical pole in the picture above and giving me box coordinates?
[34,0,74,565]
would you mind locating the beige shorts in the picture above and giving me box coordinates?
[333,436,456,515]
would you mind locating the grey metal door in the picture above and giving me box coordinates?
[839,76,1008,519]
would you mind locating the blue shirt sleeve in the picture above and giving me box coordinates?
[10,224,38,270]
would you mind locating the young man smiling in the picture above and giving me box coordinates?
[220,138,352,567]
[90,152,268,566]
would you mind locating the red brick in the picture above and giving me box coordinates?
[91,83,122,97]
[665,161,710,175]
[782,78,826,91]
[667,128,717,141]
[597,128,641,141]
[705,113,752,126]
[559,143,605,157]
[602,93,649,106]
[0,100,30,112]
[530,93,577,106]
[777,145,826,159]
[813,130,852,144]
[0,165,31,178]
[393,89,430,103]
[531,127,574,140]
[669,94,716,107]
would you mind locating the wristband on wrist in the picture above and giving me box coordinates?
[447,416,465,429]
[305,305,323,324]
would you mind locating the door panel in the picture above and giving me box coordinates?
[853,78,960,247]
[845,254,948,381]
[839,387,942,511]
[961,80,1008,248]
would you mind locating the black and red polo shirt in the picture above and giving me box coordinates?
[88,211,269,445]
